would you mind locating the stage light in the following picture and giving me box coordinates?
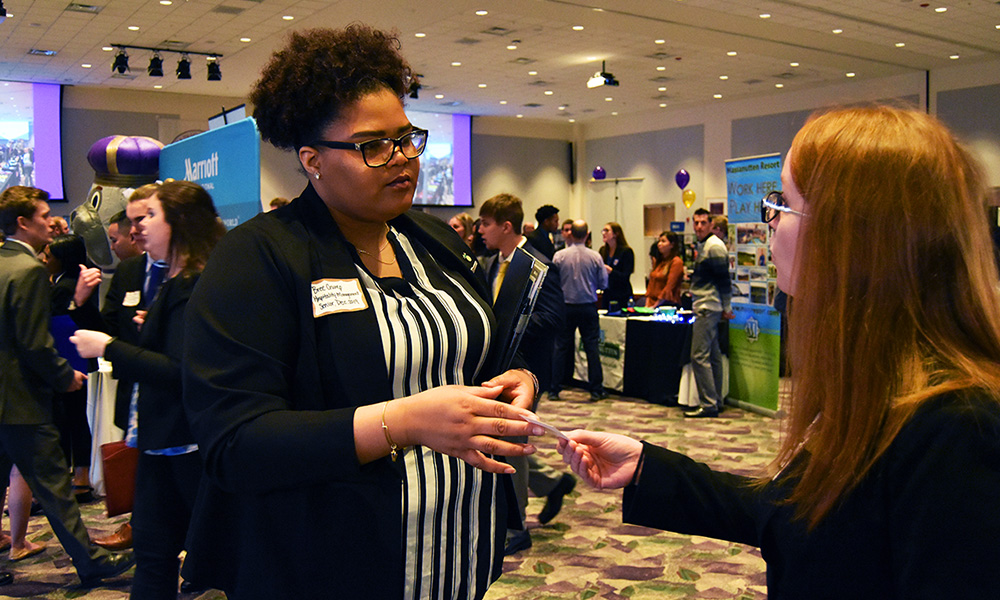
[176,55,191,79]
[112,48,130,74]
[206,57,221,81]
[147,53,163,77]
[586,60,619,89]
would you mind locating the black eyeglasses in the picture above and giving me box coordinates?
[310,128,428,168]
[761,191,808,224]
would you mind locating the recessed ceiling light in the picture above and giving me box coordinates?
[727,51,737,56]
[475,10,488,16]
[832,28,843,34]
[435,94,444,99]
[103,46,114,51]
[516,114,523,118]
[415,32,426,38]
[713,94,723,99]
[612,112,618,116]
[282,15,294,21]
[659,103,667,108]
[128,25,139,31]
[569,118,576,123]
[544,90,553,95]
[995,24,1000,29]
[507,44,517,50]
[154,84,163,89]
[775,83,784,88]
[655,39,665,44]
[658,86,666,91]
[950,54,960,59]
[759,13,771,19]
[572,25,584,31]
[159,0,172,5]
[558,105,567,110]
[451,62,462,66]
[935,7,947,12]
[790,62,799,67]
[81,63,92,68]
[240,37,251,43]
[719,75,728,80]
[528,70,538,75]
[895,42,906,47]
[656,66,666,71]
[499,100,507,105]
[846,72,856,77]
[479,83,488,88]
[605,97,613,102]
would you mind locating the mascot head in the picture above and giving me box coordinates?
[71,135,163,268]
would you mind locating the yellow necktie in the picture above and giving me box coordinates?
[493,260,509,302]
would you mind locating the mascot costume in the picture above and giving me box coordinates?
[71,135,164,269]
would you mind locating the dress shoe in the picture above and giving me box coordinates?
[78,552,136,588]
[0,570,12,586]
[10,541,46,561]
[590,388,609,402]
[94,522,132,550]
[684,406,719,419]
[503,529,532,556]
[180,579,207,594]
[538,473,576,525]
[74,485,96,504]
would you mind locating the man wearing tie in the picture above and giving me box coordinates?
[478,194,576,555]
[0,186,134,587]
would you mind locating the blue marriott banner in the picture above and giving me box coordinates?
[160,117,261,229]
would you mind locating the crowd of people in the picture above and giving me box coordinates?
[0,21,998,600]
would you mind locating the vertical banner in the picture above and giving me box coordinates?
[159,117,261,229]
[724,154,782,411]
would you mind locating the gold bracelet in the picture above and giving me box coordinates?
[381,401,400,461]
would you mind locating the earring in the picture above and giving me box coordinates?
[314,172,321,180]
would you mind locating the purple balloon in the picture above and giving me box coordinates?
[675,169,690,190]
[593,166,607,180]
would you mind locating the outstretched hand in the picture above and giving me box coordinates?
[388,384,545,475]
[557,429,643,490]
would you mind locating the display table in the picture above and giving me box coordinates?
[86,359,125,497]
[573,314,694,404]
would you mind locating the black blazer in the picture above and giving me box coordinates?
[527,228,557,260]
[622,393,1000,599]
[100,254,146,429]
[104,273,196,451]
[181,184,510,598]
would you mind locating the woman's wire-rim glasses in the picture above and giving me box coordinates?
[310,128,429,168]
[761,191,808,224]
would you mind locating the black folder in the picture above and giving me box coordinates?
[480,246,548,381]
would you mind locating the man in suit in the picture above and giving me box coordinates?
[526,204,562,259]
[478,193,576,554]
[91,185,161,551]
[0,186,134,587]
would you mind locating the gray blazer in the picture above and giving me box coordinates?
[0,241,74,424]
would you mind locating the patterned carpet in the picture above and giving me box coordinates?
[1,389,780,599]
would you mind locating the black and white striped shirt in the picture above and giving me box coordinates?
[357,227,499,600]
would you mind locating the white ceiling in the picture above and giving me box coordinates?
[1,0,998,123]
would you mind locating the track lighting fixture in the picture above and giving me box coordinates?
[176,55,191,80]
[112,48,129,74]
[206,58,221,81]
[148,53,163,77]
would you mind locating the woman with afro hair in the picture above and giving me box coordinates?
[180,24,543,599]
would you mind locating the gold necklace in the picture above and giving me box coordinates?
[356,226,396,265]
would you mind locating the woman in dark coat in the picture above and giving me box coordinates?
[598,222,634,309]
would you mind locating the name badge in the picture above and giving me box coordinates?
[311,278,368,317]
[123,291,141,307]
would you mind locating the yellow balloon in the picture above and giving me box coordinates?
[682,188,696,208]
